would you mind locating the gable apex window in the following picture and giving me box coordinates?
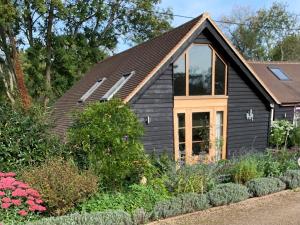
[268,67,289,81]
[173,44,227,97]
[101,71,135,101]
[78,78,106,103]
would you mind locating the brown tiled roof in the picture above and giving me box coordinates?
[249,61,300,105]
[52,14,205,135]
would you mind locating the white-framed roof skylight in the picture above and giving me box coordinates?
[78,78,106,103]
[268,67,290,81]
[101,71,135,101]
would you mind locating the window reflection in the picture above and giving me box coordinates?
[174,55,186,96]
[189,45,212,95]
[215,55,226,95]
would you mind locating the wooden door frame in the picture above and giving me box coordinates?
[173,98,228,164]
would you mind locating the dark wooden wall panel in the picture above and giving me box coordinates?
[227,66,271,158]
[130,65,174,155]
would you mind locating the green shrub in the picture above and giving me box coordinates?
[79,184,169,213]
[291,127,300,147]
[258,150,299,177]
[208,183,249,206]
[27,210,133,225]
[21,157,98,216]
[281,170,300,189]
[132,208,150,225]
[270,120,294,149]
[246,177,286,197]
[0,103,64,171]
[173,164,216,194]
[151,193,209,220]
[67,99,149,190]
[231,156,263,184]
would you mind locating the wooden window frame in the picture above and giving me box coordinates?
[174,98,228,165]
[174,43,228,99]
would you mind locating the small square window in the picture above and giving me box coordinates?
[268,67,289,81]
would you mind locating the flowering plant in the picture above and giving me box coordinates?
[0,172,46,223]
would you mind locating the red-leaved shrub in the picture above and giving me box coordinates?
[0,172,46,218]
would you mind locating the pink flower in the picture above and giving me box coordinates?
[12,188,27,197]
[0,191,5,196]
[11,199,21,206]
[35,199,43,204]
[18,210,28,216]
[5,172,16,177]
[29,204,46,212]
[1,197,11,203]
[1,203,11,209]
[26,199,35,206]
[26,188,40,198]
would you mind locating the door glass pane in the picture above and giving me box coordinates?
[215,55,226,95]
[215,111,224,161]
[177,113,185,165]
[192,112,210,155]
[174,55,186,96]
[189,45,212,95]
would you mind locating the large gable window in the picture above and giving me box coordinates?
[189,45,212,95]
[173,44,227,96]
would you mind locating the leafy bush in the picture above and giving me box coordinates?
[208,183,249,206]
[151,193,209,220]
[80,184,169,213]
[0,172,45,225]
[20,157,98,216]
[291,127,300,147]
[280,170,300,189]
[246,177,286,197]
[258,150,299,177]
[27,210,133,225]
[132,208,150,225]
[0,103,64,171]
[67,99,149,190]
[172,164,216,194]
[231,156,263,184]
[270,120,294,149]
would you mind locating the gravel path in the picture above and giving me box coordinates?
[150,190,300,225]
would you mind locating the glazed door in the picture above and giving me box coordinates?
[174,103,227,165]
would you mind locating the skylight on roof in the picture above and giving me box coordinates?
[101,71,135,101]
[78,78,106,103]
[268,67,289,81]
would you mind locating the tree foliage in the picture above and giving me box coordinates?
[0,103,63,171]
[0,0,172,105]
[67,99,149,190]
[221,2,299,61]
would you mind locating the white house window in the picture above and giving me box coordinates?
[78,78,106,103]
[101,71,135,101]
[294,107,300,127]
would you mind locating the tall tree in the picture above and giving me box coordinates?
[0,0,31,108]
[221,3,299,61]
[270,34,300,61]
[17,0,172,106]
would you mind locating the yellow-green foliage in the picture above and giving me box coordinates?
[21,157,98,216]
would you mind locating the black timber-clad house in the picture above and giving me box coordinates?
[53,13,300,164]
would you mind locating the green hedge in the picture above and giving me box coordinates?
[151,193,210,220]
[281,170,300,189]
[27,211,133,225]
[208,183,249,206]
[246,177,286,197]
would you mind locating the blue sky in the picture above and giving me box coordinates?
[116,0,300,52]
